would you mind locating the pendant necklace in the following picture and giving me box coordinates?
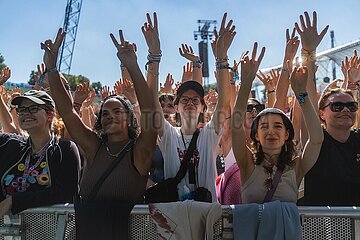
[106,145,122,158]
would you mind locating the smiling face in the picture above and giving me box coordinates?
[255,113,289,153]
[319,92,356,130]
[17,99,52,132]
[100,98,129,135]
[175,89,204,121]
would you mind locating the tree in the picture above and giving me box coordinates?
[63,74,90,91]
[91,81,102,94]
[0,53,6,72]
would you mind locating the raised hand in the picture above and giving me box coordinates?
[210,27,219,59]
[82,89,96,108]
[114,80,123,96]
[160,73,174,93]
[41,28,66,68]
[257,69,276,91]
[0,67,11,86]
[216,12,236,59]
[347,55,360,86]
[204,89,218,111]
[179,44,200,62]
[241,42,266,85]
[284,28,300,63]
[290,66,309,95]
[295,11,329,52]
[73,82,90,105]
[141,12,160,54]
[181,62,193,83]
[100,85,110,101]
[110,30,137,67]
[34,63,50,89]
[121,78,137,103]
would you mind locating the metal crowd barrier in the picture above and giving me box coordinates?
[0,204,359,240]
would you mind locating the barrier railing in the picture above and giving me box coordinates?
[0,204,359,240]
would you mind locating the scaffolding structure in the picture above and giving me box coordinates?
[58,0,83,74]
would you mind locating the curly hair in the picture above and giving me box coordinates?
[93,95,139,141]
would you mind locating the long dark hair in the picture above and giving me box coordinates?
[93,95,139,141]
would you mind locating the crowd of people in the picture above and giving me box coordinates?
[0,10,359,239]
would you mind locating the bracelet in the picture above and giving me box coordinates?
[225,116,231,120]
[301,48,316,63]
[296,92,308,106]
[147,51,162,63]
[192,60,203,68]
[267,89,276,94]
[47,67,58,73]
[216,56,229,63]
[132,101,139,108]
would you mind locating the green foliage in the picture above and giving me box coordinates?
[91,81,102,94]
[28,70,36,85]
[0,53,6,72]
[63,74,90,91]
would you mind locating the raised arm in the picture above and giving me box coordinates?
[232,42,265,183]
[290,66,324,184]
[141,12,164,138]
[110,29,157,176]
[41,28,100,162]
[295,11,329,107]
[274,28,300,110]
[257,69,277,108]
[346,55,360,128]
[0,68,19,134]
[213,13,235,134]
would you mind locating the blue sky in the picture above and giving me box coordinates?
[0,0,359,88]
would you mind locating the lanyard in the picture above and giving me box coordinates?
[180,130,196,184]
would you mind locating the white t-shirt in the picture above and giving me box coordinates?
[159,119,222,202]
[224,148,236,171]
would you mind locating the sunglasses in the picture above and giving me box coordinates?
[247,104,265,113]
[16,105,47,116]
[322,101,358,112]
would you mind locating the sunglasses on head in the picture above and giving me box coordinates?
[247,104,265,113]
[322,101,358,112]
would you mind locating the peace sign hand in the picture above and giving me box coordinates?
[141,12,160,54]
[110,30,137,67]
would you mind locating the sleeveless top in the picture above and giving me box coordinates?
[79,140,147,203]
[241,162,298,204]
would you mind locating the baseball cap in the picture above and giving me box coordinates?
[11,90,55,110]
[176,81,204,98]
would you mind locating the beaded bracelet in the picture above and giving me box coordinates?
[192,60,203,68]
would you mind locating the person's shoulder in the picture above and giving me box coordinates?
[351,128,360,139]
[0,132,28,146]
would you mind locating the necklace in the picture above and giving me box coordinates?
[106,145,122,157]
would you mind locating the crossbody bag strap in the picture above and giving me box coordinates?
[87,140,134,201]
[174,129,200,184]
[263,168,283,203]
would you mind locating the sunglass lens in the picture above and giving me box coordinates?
[347,102,358,112]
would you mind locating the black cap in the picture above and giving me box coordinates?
[250,108,294,142]
[11,90,55,110]
[176,81,204,98]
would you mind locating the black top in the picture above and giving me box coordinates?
[303,129,360,206]
[0,133,80,214]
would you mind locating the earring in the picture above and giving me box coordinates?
[284,142,288,152]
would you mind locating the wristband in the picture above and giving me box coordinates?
[296,92,308,106]
[192,60,203,68]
